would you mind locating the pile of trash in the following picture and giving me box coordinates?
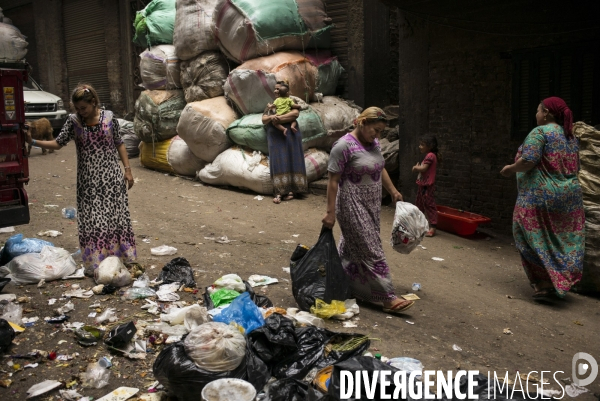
[127,0,399,195]
[0,226,395,398]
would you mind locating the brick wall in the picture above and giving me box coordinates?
[396,9,599,233]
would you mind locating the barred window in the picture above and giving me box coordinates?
[511,42,599,139]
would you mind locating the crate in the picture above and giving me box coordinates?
[437,206,491,236]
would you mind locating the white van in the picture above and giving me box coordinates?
[23,77,68,133]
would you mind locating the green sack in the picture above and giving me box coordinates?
[227,108,326,155]
[134,90,186,143]
[210,288,241,307]
[133,0,176,48]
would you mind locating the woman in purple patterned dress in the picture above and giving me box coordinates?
[322,107,414,314]
[26,84,137,277]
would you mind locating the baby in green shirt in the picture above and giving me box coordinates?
[265,81,301,136]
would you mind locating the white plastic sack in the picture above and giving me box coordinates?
[197,147,328,195]
[173,0,219,60]
[4,246,77,285]
[183,322,246,371]
[214,273,245,292]
[140,45,181,90]
[0,22,27,62]
[95,256,132,287]
[391,202,429,254]
[176,97,237,162]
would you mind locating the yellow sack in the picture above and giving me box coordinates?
[310,299,346,319]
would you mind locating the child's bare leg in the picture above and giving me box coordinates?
[273,122,288,136]
[290,121,298,133]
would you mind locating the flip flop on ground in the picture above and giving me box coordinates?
[283,193,294,201]
[382,299,415,314]
[273,195,282,204]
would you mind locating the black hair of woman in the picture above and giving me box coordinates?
[420,135,442,164]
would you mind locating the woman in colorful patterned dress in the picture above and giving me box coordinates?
[322,107,414,314]
[501,97,584,299]
[26,84,137,277]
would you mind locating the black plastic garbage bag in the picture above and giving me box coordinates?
[157,257,196,287]
[291,228,352,311]
[153,341,248,401]
[247,315,369,382]
[203,281,273,311]
[0,318,15,354]
[265,378,324,401]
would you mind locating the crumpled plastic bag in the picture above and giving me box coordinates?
[157,257,195,287]
[183,322,246,372]
[3,246,77,285]
[391,201,429,254]
[0,303,22,325]
[310,299,346,319]
[151,245,178,256]
[214,273,246,292]
[160,304,208,331]
[210,288,240,307]
[95,256,132,287]
[0,234,53,266]
[213,292,265,334]
[82,362,110,389]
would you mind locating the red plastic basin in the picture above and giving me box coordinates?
[436,206,491,236]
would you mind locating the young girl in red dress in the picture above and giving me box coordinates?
[412,135,441,237]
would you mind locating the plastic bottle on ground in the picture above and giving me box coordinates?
[62,207,77,219]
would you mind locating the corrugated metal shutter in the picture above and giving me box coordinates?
[63,0,111,109]
[324,0,348,93]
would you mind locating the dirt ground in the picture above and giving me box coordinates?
[1,145,599,400]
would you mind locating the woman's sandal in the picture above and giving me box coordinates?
[532,288,555,299]
[273,195,282,204]
[382,299,415,314]
[425,229,436,237]
[283,193,294,201]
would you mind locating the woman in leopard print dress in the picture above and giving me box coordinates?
[26,85,137,277]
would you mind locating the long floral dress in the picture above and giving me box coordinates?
[56,110,136,276]
[328,134,398,303]
[513,123,585,296]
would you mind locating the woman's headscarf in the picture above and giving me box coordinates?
[542,97,573,138]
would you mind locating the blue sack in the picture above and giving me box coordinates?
[213,292,265,334]
[0,234,54,265]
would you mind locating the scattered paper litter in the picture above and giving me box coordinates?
[281,240,295,244]
[26,380,63,398]
[343,321,358,328]
[452,344,462,351]
[418,245,427,249]
[63,268,85,279]
[248,275,279,287]
[401,294,420,301]
[503,328,513,335]
[0,294,16,302]
[48,298,57,305]
[216,236,235,244]
[63,289,93,298]
[253,195,264,200]
[282,267,290,273]
[432,257,445,261]
[95,387,139,401]
[292,234,300,237]
[565,384,589,398]
[43,205,59,208]
[0,226,15,233]
[37,230,62,237]
[151,245,177,256]
[406,320,415,325]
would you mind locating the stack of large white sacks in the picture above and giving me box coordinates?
[132,0,362,195]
